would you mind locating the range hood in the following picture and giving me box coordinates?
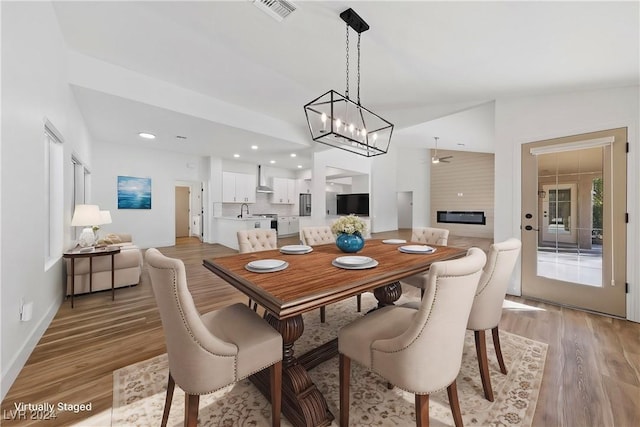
[256,165,274,193]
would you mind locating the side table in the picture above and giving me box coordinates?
[63,246,121,308]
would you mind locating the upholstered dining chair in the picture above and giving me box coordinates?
[400,227,450,298]
[300,225,335,246]
[301,226,362,323]
[237,228,278,253]
[338,247,486,427]
[145,248,283,427]
[467,238,521,402]
[237,228,279,310]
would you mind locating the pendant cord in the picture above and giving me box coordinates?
[357,33,361,105]
[345,23,350,100]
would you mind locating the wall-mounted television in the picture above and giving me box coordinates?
[336,193,369,216]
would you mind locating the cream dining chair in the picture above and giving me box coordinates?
[237,228,279,310]
[237,228,278,253]
[300,226,335,246]
[466,238,521,401]
[145,248,283,427]
[301,226,362,322]
[338,248,486,427]
[400,227,450,298]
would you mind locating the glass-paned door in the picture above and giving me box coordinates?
[521,128,627,317]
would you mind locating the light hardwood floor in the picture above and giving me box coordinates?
[2,232,639,426]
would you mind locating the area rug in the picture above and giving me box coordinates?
[111,293,547,426]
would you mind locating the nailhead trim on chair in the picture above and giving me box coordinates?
[164,266,238,385]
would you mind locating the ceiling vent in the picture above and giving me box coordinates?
[253,0,296,22]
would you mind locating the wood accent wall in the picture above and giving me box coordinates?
[430,149,494,238]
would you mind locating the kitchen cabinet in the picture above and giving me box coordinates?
[271,177,296,204]
[278,216,300,237]
[222,172,256,203]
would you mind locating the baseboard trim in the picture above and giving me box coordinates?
[1,296,61,401]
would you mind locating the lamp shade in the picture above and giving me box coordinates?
[71,205,102,227]
[100,210,112,225]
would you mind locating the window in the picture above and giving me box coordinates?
[71,156,90,240]
[45,122,64,269]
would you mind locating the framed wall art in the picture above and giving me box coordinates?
[117,176,151,209]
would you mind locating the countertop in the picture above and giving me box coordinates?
[219,216,272,221]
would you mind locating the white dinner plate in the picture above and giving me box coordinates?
[245,261,289,273]
[334,256,373,266]
[247,259,286,270]
[279,245,313,254]
[398,245,436,254]
[332,259,379,270]
[382,239,407,244]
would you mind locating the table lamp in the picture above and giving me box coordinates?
[71,204,103,247]
[95,210,112,243]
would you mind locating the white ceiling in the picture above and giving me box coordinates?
[52,1,639,169]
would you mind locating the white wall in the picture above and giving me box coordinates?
[91,142,206,248]
[371,145,399,232]
[1,2,93,399]
[494,85,640,322]
[396,147,431,228]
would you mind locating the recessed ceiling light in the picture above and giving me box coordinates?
[251,145,258,150]
[270,160,276,164]
[233,154,240,158]
[138,132,156,140]
[297,165,302,168]
[290,153,297,157]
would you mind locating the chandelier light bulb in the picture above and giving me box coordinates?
[336,118,342,130]
[321,112,327,123]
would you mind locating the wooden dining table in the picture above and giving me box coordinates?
[203,239,467,427]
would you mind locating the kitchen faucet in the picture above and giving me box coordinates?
[239,203,250,218]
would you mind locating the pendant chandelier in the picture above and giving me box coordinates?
[303,8,394,157]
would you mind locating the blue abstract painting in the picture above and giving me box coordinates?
[117,176,151,209]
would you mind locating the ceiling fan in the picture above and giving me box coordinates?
[431,137,453,164]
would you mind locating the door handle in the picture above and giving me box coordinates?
[524,225,539,231]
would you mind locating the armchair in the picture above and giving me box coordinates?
[338,248,486,427]
[145,248,283,427]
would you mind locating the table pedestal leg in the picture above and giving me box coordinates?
[373,281,403,309]
[250,313,334,427]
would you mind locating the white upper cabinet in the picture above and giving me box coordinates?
[271,177,296,204]
[222,171,256,203]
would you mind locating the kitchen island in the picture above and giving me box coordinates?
[213,216,273,250]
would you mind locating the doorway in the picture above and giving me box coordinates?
[175,186,190,238]
[521,128,627,317]
[397,191,413,229]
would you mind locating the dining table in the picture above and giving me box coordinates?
[203,239,467,427]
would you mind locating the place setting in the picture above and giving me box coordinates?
[244,259,289,273]
[398,245,437,254]
[332,255,378,270]
[279,244,313,255]
[382,239,407,244]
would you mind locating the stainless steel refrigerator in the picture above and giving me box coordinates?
[299,193,311,216]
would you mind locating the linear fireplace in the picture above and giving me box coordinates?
[437,211,486,225]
